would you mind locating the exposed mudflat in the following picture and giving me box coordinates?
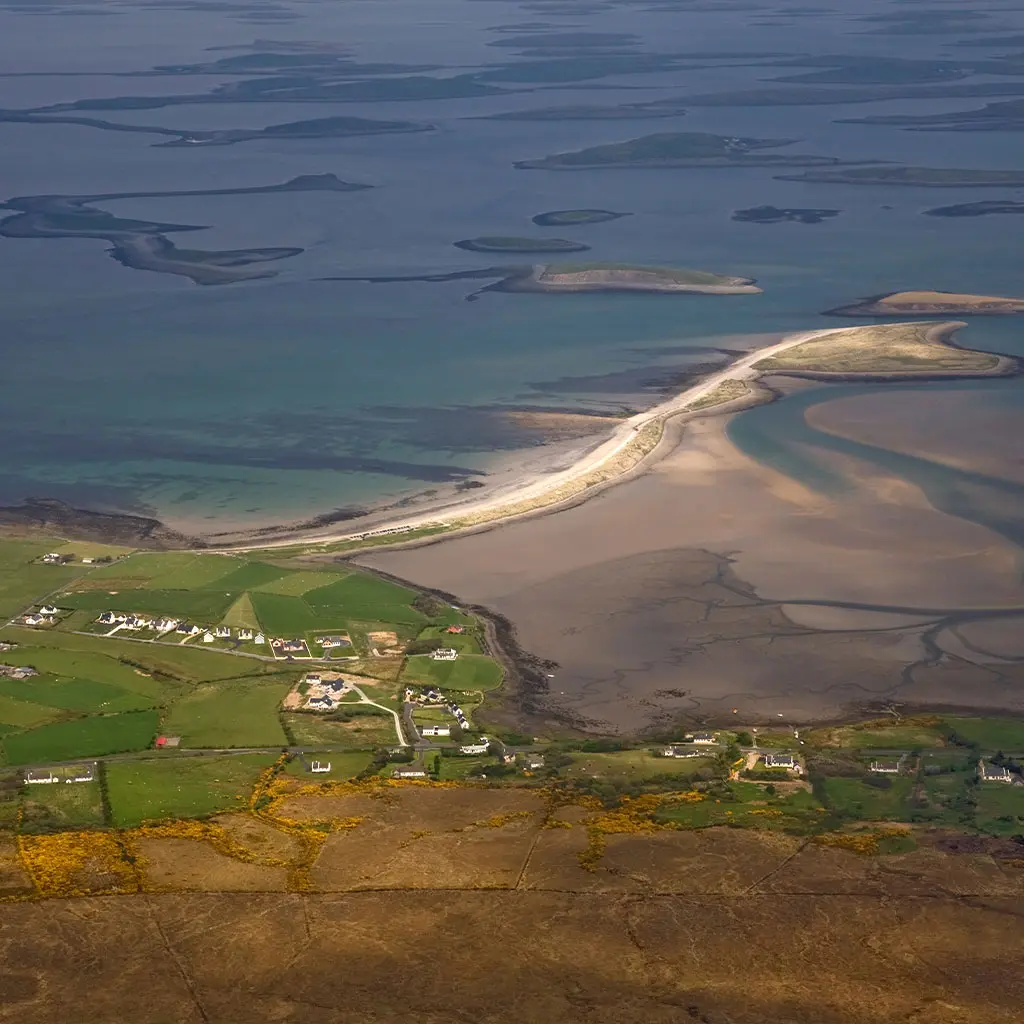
[360,409,1024,732]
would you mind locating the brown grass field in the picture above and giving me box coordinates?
[1,784,1023,1021]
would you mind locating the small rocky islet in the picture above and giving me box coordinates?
[532,209,631,226]
[452,236,590,254]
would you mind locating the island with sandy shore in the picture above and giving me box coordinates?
[826,290,1024,317]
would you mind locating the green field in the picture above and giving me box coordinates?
[815,723,946,750]
[0,675,154,714]
[252,570,347,596]
[106,754,277,826]
[0,692,62,730]
[3,709,159,764]
[221,593,261,629]
[58,587,239,620]
[283,710,398,748]
[304,575,426,623]
[283,750,375,780]
[566,750,714,779]
[21,778,106,832]
[974,783,1024,836]
[819,775,916,820]
[163,678,292,748]
[945,717,1024,752]
[249,593,342,636]
[197,561,291,593]
[400,654,503,692]
[658,782,824,830]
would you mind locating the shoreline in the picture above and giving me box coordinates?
[222,321,1016,553]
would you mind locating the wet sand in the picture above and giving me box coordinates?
[359,402,1024,732]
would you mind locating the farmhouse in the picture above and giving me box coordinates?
[274,638,307,654]
[979,761,1013,783]
[521,754,545,770]
[214,626,231,639]
[25,770,59,784]
[203,632,215,643]
[310,761,331,774]
[317,636,349,648]
[42,552,66,564]
[432,648,459,661]
[421,725,451,738]
[870,761,902,774]
[155,735,181,748]
[307,695,337,711]
[460,737,490,755]
[392,766,428,779]
[66,764,96,784]
[305,674,322,687]
[663,745,702,758]
[0,642,17,651]
[39,605,61,617]
[0,665,37,680]
[238,629,254,641]
[763,754,796,769]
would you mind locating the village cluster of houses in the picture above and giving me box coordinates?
[302,673,349,711]
[95,612,267,646]
[21,605,63,627]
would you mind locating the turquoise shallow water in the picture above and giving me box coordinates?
[1,0,1023,531]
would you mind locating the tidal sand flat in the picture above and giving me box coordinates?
[359,326,1022,733]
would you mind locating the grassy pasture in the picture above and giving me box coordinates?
[21,779,106,832]
[658,783,823,830]
[283,711,397,748]
[820,775,916,820]
[106,754,276,826]
[3,709,159,764]
[198,562,291,592]
[84,552,200,581]
[283,750,374,780]
[945,717,1024,752]
[221,594,261,630]
[58,587,239,621]
[144,555,244,590]
[565,750,713,779]
[0,693,61,730]
[400,654,503,692]
[249,593,345,636]
[304,575,425,624]
[0,564,91,619]
[974,783,1024,836]
[0,676,153,714]
[163,678,292,748]
[254,570,346,596]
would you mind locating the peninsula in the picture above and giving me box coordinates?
[514,132,847,170]
[532,209,630,226]
[826,290,1024,317]
[452,236,589,254]
[924,200,1024,217]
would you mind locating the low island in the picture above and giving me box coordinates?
[826,290,1024,317]
[776,166,1024,186]
[924,200,1024,217]
[496,263,762,294]
[532,209,630,226]
[515,132,846,170]
[452,236,589,254]
[732,205,840,224]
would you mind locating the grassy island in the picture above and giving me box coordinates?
[924,200,1024,218]
[826,290,1024,317]
[732,205,840,225]
[501,263,762,294]
[532,209,630,226]
[515,132,844,170]
[754,322,1005,375]
[452,236,589,254]
[776,166,1024,187]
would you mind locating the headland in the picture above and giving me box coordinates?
[827,290,1024,317]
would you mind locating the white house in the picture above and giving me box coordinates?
[254,633,265,644]
[431,648,459,661]
[155,618,179,633]
[460,737,490,756]
[22,614,45,626]
[307,695,336,711]
[305,673,322,686]
[39,605,60,617]
[238,629,254,641]
[310,761,331,774]
[66,764,96,784]
[689,732,717,745]
[979,761,1013,783]
[25,770,59,785]
[214,626,231,639]
[421,726,451,738]
[870,761,901,774]
[82,557,95,564]
[522,754,545,770]
[663,745,702,758]
[763,754,796,769]
[98,611,120,625]
[392,766,428,779]
[202,632,215,644]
